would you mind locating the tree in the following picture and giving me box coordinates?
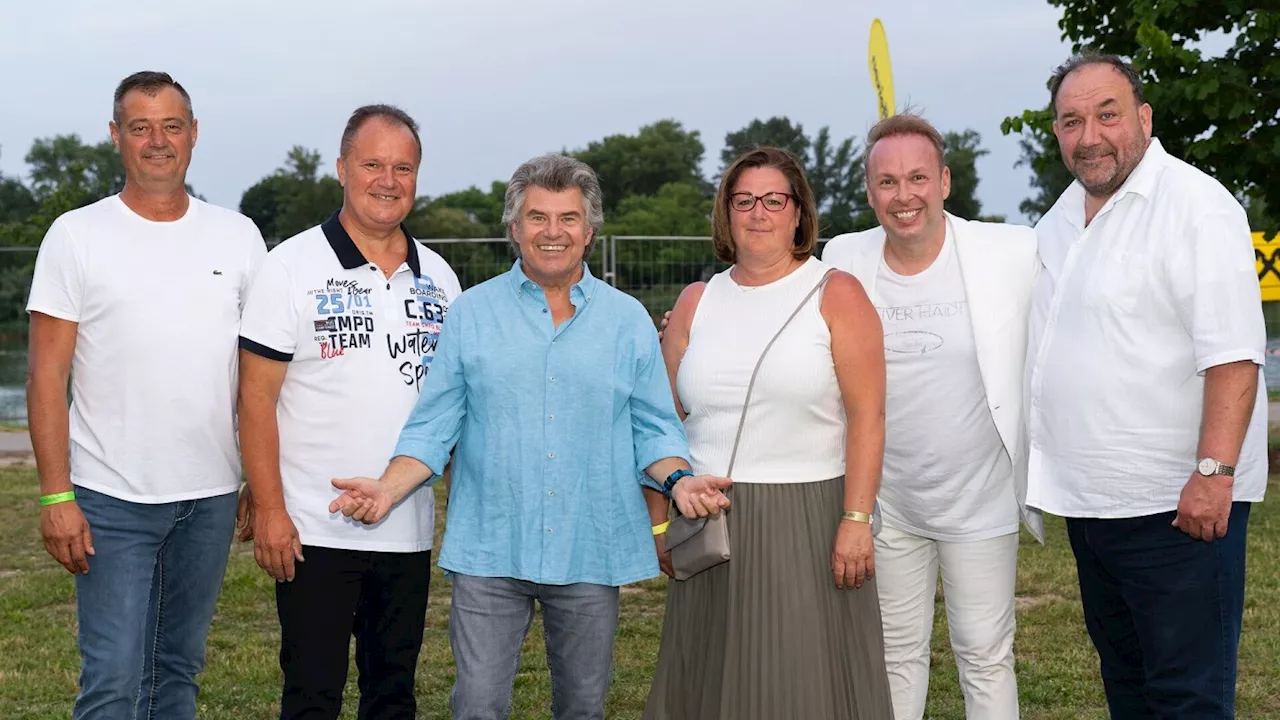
[1003,2,1279,232]
[412,182,508,238]
[720,117,811,173]
[0,148,37,225]
[605,181,716,300]
[1010,130,1076,223]
[239,146,343,242]
[720,118,876,237]
[25,135,125,206]
[942,130,1004,222]
[571,120,708,216]
[1245,194,1270,234]
[605,182,711,237]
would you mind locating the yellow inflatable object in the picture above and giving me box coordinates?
[868,19,895,120]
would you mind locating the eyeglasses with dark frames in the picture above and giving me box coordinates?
[729,192,793,213]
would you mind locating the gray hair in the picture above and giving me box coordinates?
[113,71,192,126]
[1049,51,1146,117]
[501,154,605,257]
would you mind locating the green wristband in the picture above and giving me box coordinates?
[40,491,76,507]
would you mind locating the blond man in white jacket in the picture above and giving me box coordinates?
[822,113,1041,720]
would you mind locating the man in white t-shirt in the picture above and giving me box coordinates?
[26,72,266,720]
[1028,53,1265,718]
[822,113,1040,720]
[237,105,460,720]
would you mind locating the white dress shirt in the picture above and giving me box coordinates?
[1026,138,1268,518]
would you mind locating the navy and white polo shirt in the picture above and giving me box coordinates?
[239,212,461,552]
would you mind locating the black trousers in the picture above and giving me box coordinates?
[275,545,432,720]
[1066,503,1251,719]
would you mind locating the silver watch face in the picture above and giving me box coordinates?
[1197,458,1217,476]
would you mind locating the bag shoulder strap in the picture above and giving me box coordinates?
[725,267,837,477]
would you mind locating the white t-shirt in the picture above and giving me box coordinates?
[1028,139,1268,518]
[875,231,1018,541]
[26,194,266,503]
[238,215,461,552]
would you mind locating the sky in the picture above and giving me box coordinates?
[0,0,1078,225]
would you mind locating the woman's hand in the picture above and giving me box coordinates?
[831,519,874,589]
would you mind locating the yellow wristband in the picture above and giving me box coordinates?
[841,510,872,524]
[40,491,76,507]
[651,521,670,535]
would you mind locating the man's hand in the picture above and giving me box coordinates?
[831,519,874,589]
[657,310,673,342]
[1172,472,1234,541]
[329,477,394,525]
[671,474,731,518]
[236,485,254,542]
[654,532,673,578]
[41,502,94,574]
[253,506,304,582]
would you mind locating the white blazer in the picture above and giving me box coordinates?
[822,212,1045,543]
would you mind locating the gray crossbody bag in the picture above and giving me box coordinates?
[666,268,837,581]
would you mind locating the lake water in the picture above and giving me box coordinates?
[0,349,26,424]
[1,340,1279,428]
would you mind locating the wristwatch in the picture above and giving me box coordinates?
[1196,457,1235,478]
[662,468,693,498]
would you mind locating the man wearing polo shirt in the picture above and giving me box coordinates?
[237,105,460,720]
[27,71,266,720]
[328,154,732,720]
[1027,53,1266,717]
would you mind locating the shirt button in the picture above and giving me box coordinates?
[548,452,555,459]
[549,376,555,382]
[548,414,554,420]
[542,308,548,313]
[385,283,391,290]
[547,528,553,534]
[548,491,555,497]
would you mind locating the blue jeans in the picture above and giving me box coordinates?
[449,574,620,720]
[1066,502,1251,719]
[72,485,238,720]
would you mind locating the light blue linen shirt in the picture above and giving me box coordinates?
[393,261,690,586]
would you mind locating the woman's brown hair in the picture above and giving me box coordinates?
[711,147,820,264]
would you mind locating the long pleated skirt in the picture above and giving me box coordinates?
[643,477,895,720]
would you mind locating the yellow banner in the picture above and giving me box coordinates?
[1254,231,1280,302]
[868,19,895,120]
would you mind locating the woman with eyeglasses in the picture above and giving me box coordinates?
[643,147,893,719]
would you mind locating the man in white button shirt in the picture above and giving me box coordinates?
[823,113,1041,720]
[1027,53,1266,718]
[26,71,267,720]
[237,105,461,720]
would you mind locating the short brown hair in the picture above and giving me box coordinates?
[712,147,819,264]
[340,104,423,162]
[113,71,192,125]
[863,113,946,176]
[1048,51,1145,117]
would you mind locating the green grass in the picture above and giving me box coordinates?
[2,468,1278,719]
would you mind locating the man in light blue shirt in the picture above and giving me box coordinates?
[328,154,731,720]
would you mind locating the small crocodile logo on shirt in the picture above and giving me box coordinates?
[212,270,224,275]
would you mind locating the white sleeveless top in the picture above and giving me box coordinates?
[676,257,846,483]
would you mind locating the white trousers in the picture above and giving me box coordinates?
[874,524,1020,720]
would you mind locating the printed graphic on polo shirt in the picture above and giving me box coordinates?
[310,278,375,358]
[388,273,450,389]
[877,300,967,355]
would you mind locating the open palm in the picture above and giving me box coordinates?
[328,477,393,525]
